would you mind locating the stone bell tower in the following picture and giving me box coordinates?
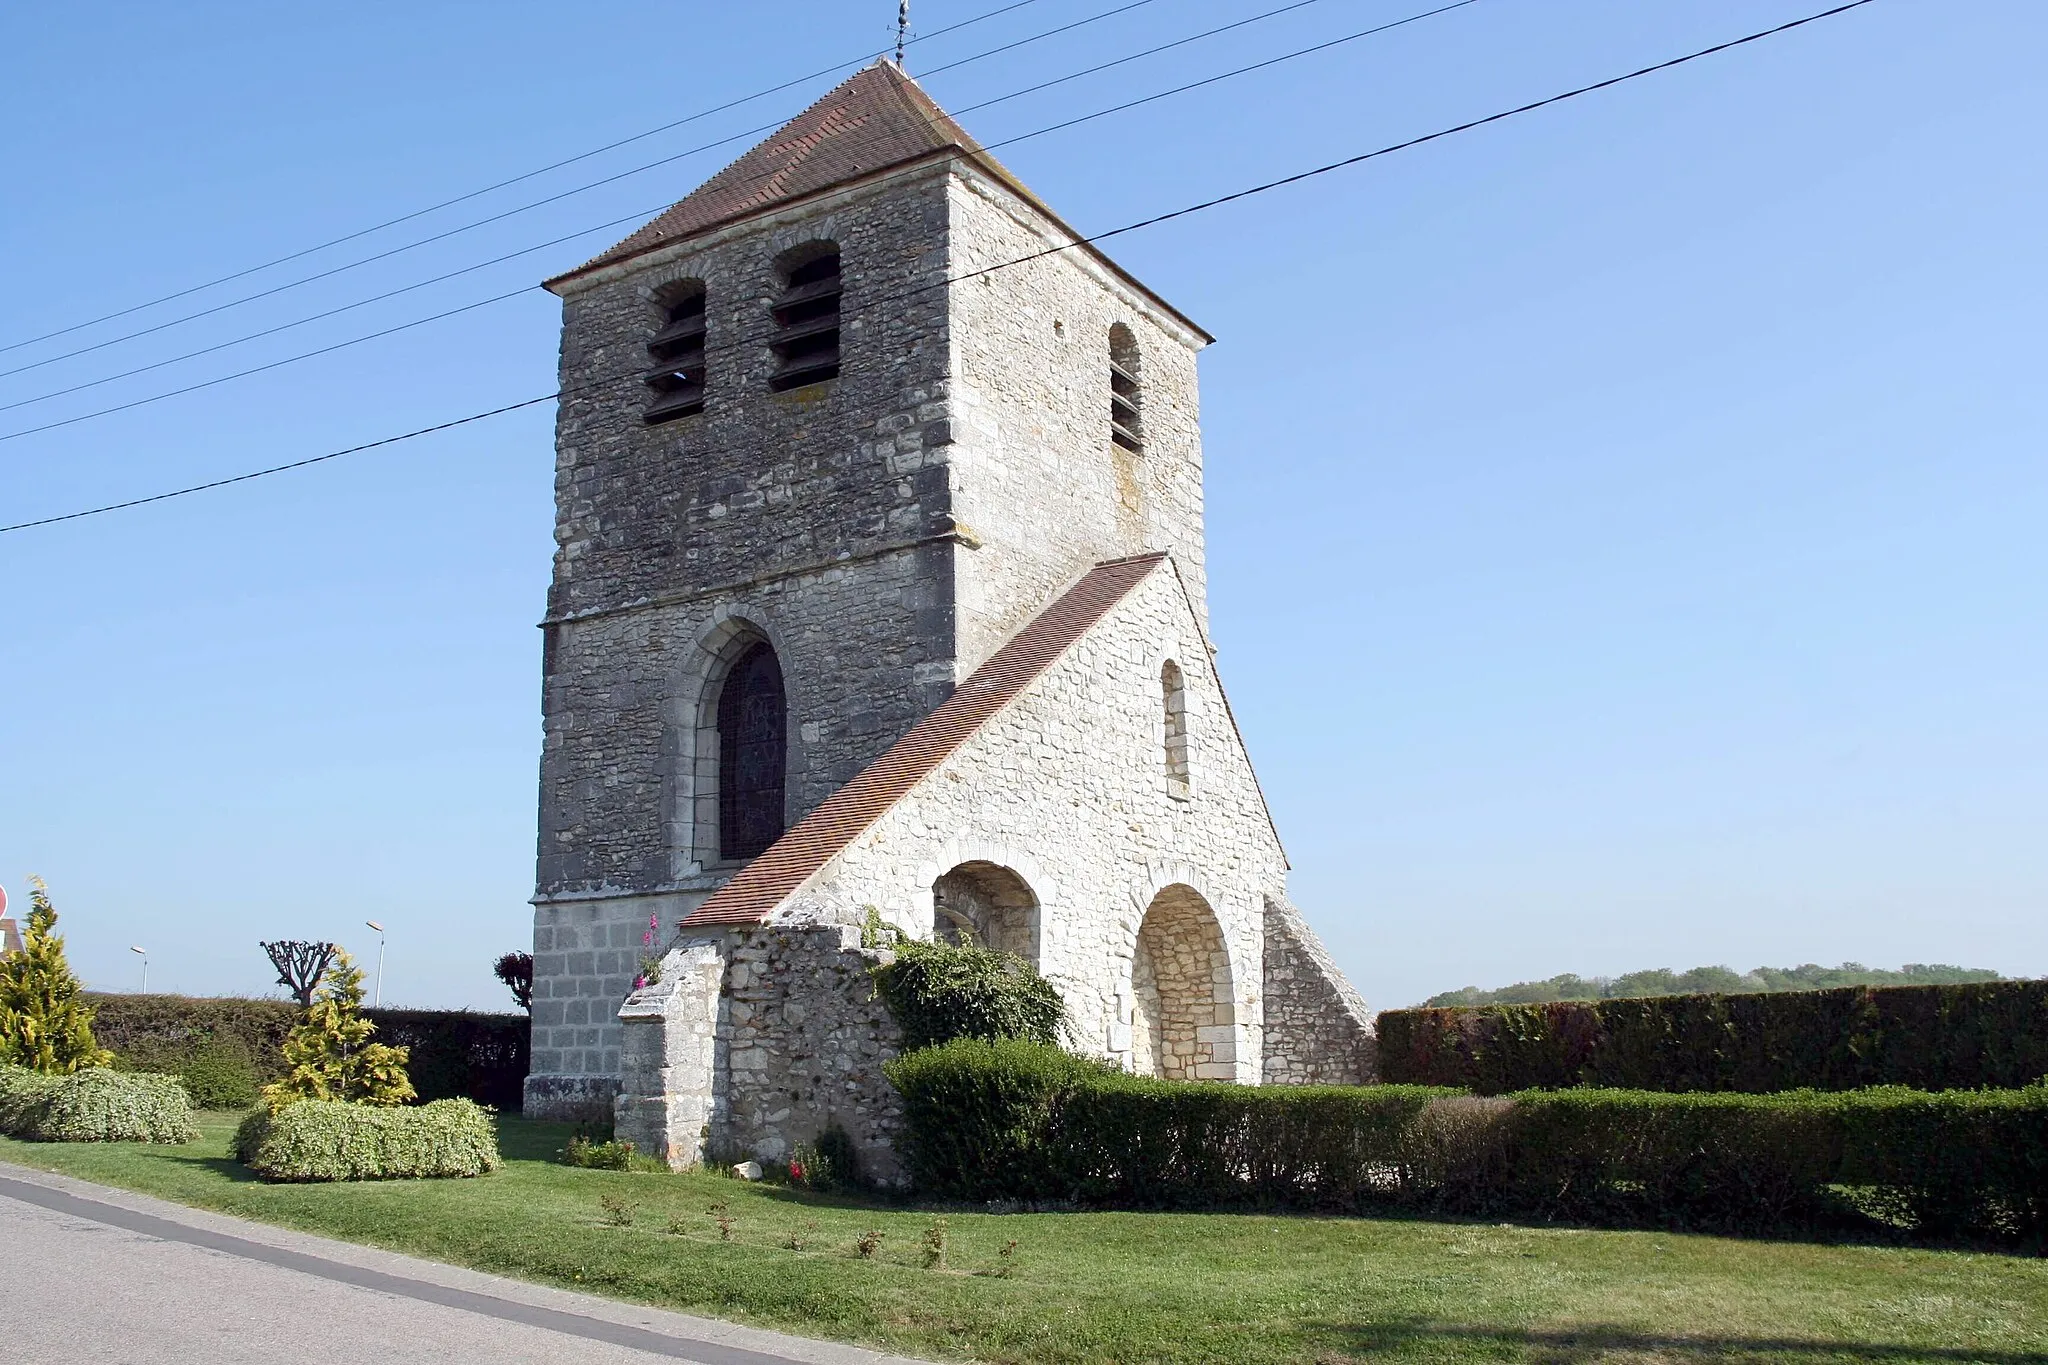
[526,61,1215,1115]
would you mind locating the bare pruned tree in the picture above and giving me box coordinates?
[262,940,339,1008]
[493,951,533,1011]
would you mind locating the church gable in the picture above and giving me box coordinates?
[685,552,1290,1078]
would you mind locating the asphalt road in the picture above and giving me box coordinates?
[0,1166,925,1365]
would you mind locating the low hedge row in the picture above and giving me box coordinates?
[86,994,529,1110]
[886,1040,2048,1239]
[0,1065,196,1143]
[234,1098,501,1181]
[1376,980,2048,1094]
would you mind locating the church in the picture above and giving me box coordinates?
[524,60,1372,1176]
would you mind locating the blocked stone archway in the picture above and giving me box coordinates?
[932,860,1038,962]
[1130,883,1235,1080]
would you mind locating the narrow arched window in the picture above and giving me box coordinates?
[717,642,787,859]
[1161,659,1189,798]
[769,246,842,391]
[645,286,707,423]
[1109,323,1142,453]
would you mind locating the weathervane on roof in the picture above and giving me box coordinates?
[895,0,910,69]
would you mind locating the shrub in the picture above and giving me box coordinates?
[235,1098,500,1181]
[0,1066,62,1133]
[0,1064,194,1143]
[871,940,1065,1052]
[1377,980,2048,1093]
[0,878,114,1074]
[1838,1085,2048,1237]
[263,950,415,1110]
[887,1042,2048,1240]
[178,1036,261,1110]
[89,994,528,1107]
[1504,1088,1847,1231]
[884,1037,1106,1199]
[560,1136,636,1170]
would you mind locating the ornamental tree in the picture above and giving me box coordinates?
[262,948,414,1109]
[0,877,113,1074]
[492,951,533,1011]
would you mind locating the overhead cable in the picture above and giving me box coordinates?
[0,0,1880,536]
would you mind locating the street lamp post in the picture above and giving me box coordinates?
[129,945,148,994]
[365,921,386,1007]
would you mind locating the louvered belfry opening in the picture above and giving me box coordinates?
[644,288,708,423]
[717,642,788,861]
[768,247,843,392]
[1109,322,1142,453]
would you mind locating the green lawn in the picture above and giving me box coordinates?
[2,1114,2043,1364]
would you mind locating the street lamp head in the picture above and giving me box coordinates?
[365,921,384,933]
[129,945,147,955]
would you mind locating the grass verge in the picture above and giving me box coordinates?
[1,1114,2043,1364]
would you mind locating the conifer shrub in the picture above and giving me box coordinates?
[234,1097,500,1181]
[0,878,114,1074]
[0,1064,194,1143]
[262,950,415,1110]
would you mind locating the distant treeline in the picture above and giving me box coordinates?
[1422,963,2000,1008]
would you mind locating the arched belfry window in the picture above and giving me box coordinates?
[645,285,707,423]
[717,642,787,860]
[1109,323,1142,453]
[1162,659,1190,798]
[769,245,842,392]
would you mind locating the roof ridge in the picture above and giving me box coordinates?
[550,62,1010,285]
[680,553,1168,929]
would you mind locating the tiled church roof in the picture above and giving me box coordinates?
[680,553,1168,928]
[550,61,1047,285]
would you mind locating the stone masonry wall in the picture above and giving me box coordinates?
[945,167,1211,669]
[1262,894,1378,1085]
[791,560,1287,1079]
[614,925,905,1183]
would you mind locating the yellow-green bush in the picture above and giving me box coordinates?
[0,1064,194,1143]
[234,1098,500,1182]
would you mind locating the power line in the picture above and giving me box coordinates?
[0,0,1166,381]
[0,0,1055,359]
[0,0,1269,388]
[0,0,1881,538]
[0,0,1462,442]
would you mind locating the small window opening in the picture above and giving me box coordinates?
[644,289,707,423]
[1109,324,1142,453]
[769,248,842,392]
[1162,659,1190,798]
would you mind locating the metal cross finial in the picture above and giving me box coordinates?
[895,0,910,69]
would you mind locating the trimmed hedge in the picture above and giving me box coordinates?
[0,1065,196,1143]
[86,994,529,1110]
[1377,979,2048,1094]
[886,1040,2048,1239]
[234,1098,501,1181]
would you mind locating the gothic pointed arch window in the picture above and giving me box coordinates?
[1109,322,1142,453]
[717,642,787,860]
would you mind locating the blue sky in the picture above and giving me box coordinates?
[2,0,2041,1011]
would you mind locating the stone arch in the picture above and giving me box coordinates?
[669,608,797,874]
[1129,882,1235,1080]
[931,860,1039,962]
